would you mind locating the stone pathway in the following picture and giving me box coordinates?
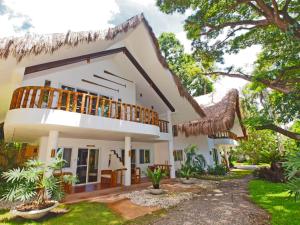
[138,176,270,225]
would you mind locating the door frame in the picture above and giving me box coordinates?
[75,148,100,186]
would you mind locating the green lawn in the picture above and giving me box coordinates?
[196,169,253,181]
[249,179,300,225]
[233,161,270,167]
[0,202,124,225]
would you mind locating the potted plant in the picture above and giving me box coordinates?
[180,164,195,184]
[1,150,76,220]
[147,168,165,195]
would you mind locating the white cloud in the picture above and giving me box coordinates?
[1,0,119,36]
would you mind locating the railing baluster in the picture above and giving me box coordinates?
[72,92,78,112]
[37,88,44,108]
[130,105,133,121]
[22,87,30,108]
[16,88,25,109]
[57,90,63,110]
[81,94,86,114]
[108,100,112,118]
[88,96,92,114]
[47,88,54,109]
[101,98,105,116]
[115,101,118,119]
[66,91,71,111]
[29,88,37,108]
[10,89,18,109]
[124,104,127,120]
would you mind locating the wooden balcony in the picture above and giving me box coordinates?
[9,86,169,129]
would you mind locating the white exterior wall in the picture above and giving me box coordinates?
[22,59,136,105]
[173,133,216,171]
[38,137,156,181]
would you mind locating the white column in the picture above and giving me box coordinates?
[124,136,131,186]
[167,111,176,178]
[45,130,59,164]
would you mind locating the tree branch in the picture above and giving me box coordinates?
[202,71,296,94]
[255,124,300,140]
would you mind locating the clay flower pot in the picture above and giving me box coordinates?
[10,201,59,220]
[149,188,165,195]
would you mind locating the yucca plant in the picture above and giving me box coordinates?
[147,168,165,189]
[1,150,76,210]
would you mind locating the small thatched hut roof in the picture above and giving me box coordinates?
[174,89,247,139]
[0,13,206,117]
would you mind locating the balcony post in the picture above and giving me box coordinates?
[167,111,176,178]
[41,130,59,165]
[124,136,131,186]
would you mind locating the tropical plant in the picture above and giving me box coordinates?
[287,178,300,202]
[147,168,165,189]
[207,164,227,176]
[179,164,193,180]
[1,150,76,209]
[183,144,207,174]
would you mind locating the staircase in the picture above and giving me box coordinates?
[108,150,124,169]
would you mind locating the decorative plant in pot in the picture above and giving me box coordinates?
[180,164,195,184]
[147,168,166,195]
[1,150,76,220]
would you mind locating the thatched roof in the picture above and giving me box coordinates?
[174,89,247,139]
[0,14,206,117]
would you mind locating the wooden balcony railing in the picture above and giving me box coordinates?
[9,86,162,127]
[159,119,169,133]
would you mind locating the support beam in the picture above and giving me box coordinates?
[124,136,131,186]
[45,130,59,164]
[167,111,176,178]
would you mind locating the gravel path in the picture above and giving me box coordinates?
[144,176,270,225]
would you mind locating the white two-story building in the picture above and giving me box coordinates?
[0,14,246,190]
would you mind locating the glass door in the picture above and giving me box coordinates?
[76,148,88,184]
[88,149,99,182]
[76,148,100,184]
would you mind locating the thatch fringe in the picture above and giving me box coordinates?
[174,89,247,138]
[0,13,206,118]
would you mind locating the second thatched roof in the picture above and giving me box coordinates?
[174,89,247,139]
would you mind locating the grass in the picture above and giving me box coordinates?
[233,161,270,167]
[195,169,253,181]
[249,179,300,225]
[0,202,124,225]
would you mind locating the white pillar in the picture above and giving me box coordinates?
[167,111,176,179]
[124,136,131,186]
[45,130,59,164]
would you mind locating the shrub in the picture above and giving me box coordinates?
[1,150,76,209]
[253,162,285,183]
[147,168,165,189]
[207,164,227,176]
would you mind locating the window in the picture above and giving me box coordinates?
[44,80,51,87]
[173,150,183,161]
[57,148,72,168]
[139,149,150,164]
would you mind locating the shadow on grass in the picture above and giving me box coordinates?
[0,202,124,225]
[249,179,300,225]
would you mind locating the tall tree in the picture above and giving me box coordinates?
[158,32,213,96]
[157,0,300,140]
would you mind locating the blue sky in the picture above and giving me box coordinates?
[0,0,259,93]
